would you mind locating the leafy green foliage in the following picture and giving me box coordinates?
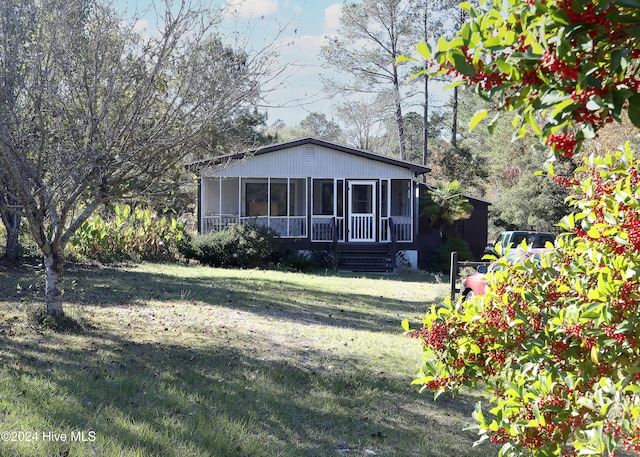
[184,223,282,269]
[417,0,640,157]
[69,205,188,263]
[279,251,318,272]
[491,166,571,233]
[428,237,474,273]
[407,145,640,456]
[421,181,473,240]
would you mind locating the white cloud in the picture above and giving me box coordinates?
[323,3,342,33]
[132,19,150,34]
[223,0,279,18]
[281,34,324,64]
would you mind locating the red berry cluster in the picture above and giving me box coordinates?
[547,132,577,157]
[552,176,580,187]
[411,321,452,352]
[541,51,578,80]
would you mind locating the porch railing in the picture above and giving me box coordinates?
[203,214,412,243]
[202,215,307,238]
[380,217,413,242]
[350,215,375,241]
[311,217,344,242]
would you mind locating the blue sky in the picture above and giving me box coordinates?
[122,0,345,127]
[121,1,450,130]
[219,0,344,127]
[210,0,448,129]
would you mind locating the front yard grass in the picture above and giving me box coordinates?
[0,262,497,457]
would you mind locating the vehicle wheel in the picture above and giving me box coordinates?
[464,290,475,302]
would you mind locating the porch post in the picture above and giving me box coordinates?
[197,178,202,234]
[307,177,312,242]
[385,179,391,242]
[238,177,242,222]
[413,178,419,239]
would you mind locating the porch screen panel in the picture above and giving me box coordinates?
[245,182,269,216]
[380,180,389,217]
[270,179,288,216]
[390,179,413,242]
[312,179,334,241]
[202,178,220,215]
[290,178,306,216]
[336,180,344,241]
[391,180,411,216]
[312,179,333,215]
[289,178,307,237]
[380,179,389,241]
[220,178,239,216]
[269,179,288,237]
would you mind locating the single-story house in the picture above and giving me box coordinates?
[187,137,488,271]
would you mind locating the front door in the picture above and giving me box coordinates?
[348,181,376,242]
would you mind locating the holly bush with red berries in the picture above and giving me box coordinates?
[405,144,640,456]
[412,0,640,158]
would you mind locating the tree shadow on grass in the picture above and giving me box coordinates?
[0,325,497,457]
[0,263,443,335]
[0,263,493,456]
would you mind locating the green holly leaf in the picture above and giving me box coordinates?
[628,94,640,128]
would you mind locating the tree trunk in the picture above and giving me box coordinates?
[0,180,21,261]
[451,85,459,148]
[393,66,407,160]
[422,0,429,168]
[1,211,20,261]
[4,219,19,261]
[423,76,429,168]
[44,248,65,317]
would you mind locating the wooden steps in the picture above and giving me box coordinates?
[336,243,395,273]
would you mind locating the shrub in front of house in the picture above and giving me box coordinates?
[428,237,474,273]
[69,205,188,263]
[185,223,282,269]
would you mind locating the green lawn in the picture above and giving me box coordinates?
[0,262,497,457]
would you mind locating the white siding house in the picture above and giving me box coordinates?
[188,138,430,269]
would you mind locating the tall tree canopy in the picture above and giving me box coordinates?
[321,0,416,160]
[298,112,343,142]
[0,0,276,316]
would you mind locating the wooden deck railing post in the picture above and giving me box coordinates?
[449,252,491,301]
[450,251,458,302]
[332,217,338,269]
[389,218,397,269]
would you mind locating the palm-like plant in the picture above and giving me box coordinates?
[421,181,473,241]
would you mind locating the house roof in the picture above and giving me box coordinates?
[186,137,431,176]
[418,182,492,205]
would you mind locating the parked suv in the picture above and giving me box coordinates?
[485,231,555,257]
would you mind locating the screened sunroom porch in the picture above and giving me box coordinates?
[199,177,415,243]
